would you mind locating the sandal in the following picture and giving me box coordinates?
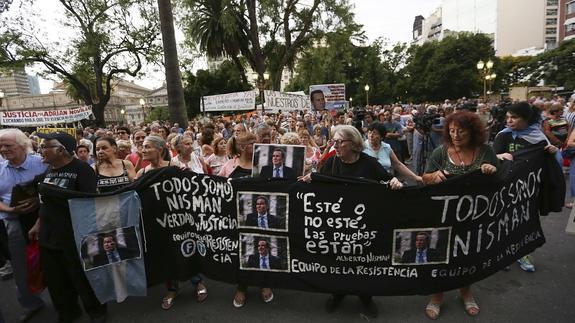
[566,202,573,209]
[425,302,441,320]
[261,288,274,303]
[196,283,208,303]
[161,291,177,310]
[233,291,246,308]
[463,298,480,316]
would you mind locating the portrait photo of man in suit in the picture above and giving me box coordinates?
[259,148,297,179]
[401,231,441,264]
[245,196,281,229]
[91,233,139,268]
[246,238,282,270]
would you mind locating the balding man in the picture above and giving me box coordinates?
[0,128,48,322]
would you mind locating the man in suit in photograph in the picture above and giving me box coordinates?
[245,196,281,229]
[260,148,296,179]
[246,238,282,270]
[92,233,138,267]
[401,231,441,264]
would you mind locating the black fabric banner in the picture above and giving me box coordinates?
[40,146,559,296]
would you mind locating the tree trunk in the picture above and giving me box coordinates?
[91,102,106,127]
[158,0,188,127]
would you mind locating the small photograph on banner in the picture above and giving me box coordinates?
[392,227,452,266]
[80,226,142,271]
[239,233,290,272]
[252,144,306,179]
[237,192,289,232]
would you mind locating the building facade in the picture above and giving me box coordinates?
[1,79,153,125]
[0,67,31,97]
[559,0,575,41]
[413,0,560,56]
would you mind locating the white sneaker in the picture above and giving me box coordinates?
[0,260,13,278]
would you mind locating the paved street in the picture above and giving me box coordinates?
[2,198,575,323]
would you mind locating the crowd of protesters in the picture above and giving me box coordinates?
[0,91,573,322]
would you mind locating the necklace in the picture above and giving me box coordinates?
[453,148,475,167]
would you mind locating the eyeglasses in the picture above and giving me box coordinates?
[134,136,146,140]
[332,139,352,146]
[117,131,127,135]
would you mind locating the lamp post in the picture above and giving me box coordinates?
[252,71,270,113]
[364,84,370,107]
[0,90,4,109]
[349,97,353,108]
[476,59,494,101]
[120,108,125,125]
[485,73,497,98]
[139,98,147,123]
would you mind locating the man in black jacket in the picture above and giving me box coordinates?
[259,148,296,179]
[401,232,441,264]
[245,238,282,270]
[244,196,282,229]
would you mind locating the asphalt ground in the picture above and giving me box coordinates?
[1,192,575,323]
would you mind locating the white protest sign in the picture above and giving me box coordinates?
[264,90,310,112]
[202,91,256,112]
[0,106,93,126]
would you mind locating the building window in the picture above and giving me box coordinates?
[568,1,575,14]
[567,23,575,33]
[546,36,557,42]
[546,18,557,25]
[546,8,558,15]
[547,0,558,5]
[546,27,556,34]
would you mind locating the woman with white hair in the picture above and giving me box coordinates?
[302,125,402,318]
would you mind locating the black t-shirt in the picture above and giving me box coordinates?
[492,132,543,154]
[320,152,392,182]
[39,158,97,250]
[229,166,252,179]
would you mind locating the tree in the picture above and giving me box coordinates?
[183,60,252,116]
[180,0,356,90]
[0,0,162,126]
[285,27,404,105]
[400,33,495,101]
[158,0,189,128]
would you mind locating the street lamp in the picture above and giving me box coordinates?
[364,84,370,106]
[485,73,497,97]
[139,98,147,123]
[349,97,353,108]
[477,59,494,101]
[120,108,125,125]
[0,90,4,108]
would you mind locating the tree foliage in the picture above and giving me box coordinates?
[400,33,495,102]
[0,0,162,126]
[183,60,253,116]
[179,0,357,90]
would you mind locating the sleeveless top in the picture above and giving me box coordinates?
[96,160,131,193]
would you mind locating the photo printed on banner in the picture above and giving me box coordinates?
[80,226,142,271]
[239,233,290,272]
[237,191,289,232]
[392,227,452,266]
[252,144,306,179]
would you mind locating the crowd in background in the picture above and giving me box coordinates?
[0,91,573,322]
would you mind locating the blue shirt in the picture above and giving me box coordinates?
[363,140,393,172]
[0,154,48,220]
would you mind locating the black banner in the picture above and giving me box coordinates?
[128,147,550,296]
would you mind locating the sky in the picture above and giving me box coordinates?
[26,0,442,93]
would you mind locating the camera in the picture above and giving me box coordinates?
[413,112,440,134]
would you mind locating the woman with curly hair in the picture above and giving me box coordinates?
[422,111,499,320]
